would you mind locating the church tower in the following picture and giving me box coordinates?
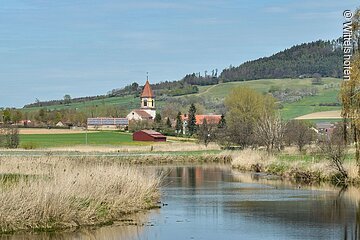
[140,79,156,118]
[141,79,155,109]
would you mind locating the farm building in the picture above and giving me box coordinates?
[87,118,129,130]
[133,130,166,142]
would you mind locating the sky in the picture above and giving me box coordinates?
[0,0,359,108]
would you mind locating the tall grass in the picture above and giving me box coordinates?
[231,149,359,184]
[46,142,221,153]
[0,156,160,233]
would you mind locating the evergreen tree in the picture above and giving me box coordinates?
[218,114,226,128]
[154,113,162,132]
[187,104,197,135]
[154,113,162,123]
[166,117,172,128]
[175,112,183,135]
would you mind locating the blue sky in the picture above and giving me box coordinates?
[0,0,359,108]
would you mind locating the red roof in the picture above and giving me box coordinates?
[141,80,155,98]
[133,110,152,119]
[182,115,222,125]
[140,130,165,138]
[133,130,167,142]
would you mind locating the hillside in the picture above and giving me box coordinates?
[178,77,341,119]
[19,77,341,121]
[23,39,342,109]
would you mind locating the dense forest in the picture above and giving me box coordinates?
[220,39,343,81]
[24,39,342,108]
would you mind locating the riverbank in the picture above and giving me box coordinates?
[230,149,359,185]
[0,156,160,234]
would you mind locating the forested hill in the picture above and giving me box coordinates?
[220,39,342,82]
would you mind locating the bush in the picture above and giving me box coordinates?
[20,142,38,150]
[0,126,20,149]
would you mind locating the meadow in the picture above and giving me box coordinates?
[19,131,148,148]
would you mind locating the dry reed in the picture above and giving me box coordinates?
[230,149,359,184]
[45,142,221,153]
[0,156,160,233]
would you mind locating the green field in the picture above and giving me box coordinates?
[21,95,140,112]
[19,132,149,148]
[281,89,341,119]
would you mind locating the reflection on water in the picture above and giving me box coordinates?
[2,165,360,240]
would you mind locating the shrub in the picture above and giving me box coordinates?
[20,142,38,150]
[0,125,19,149]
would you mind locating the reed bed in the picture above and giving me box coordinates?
[230,149,359,184]
[0,156,160,233]
[44,142,221,153]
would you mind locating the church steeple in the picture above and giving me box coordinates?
[141,79,155,109]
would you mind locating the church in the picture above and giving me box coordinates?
[126,79,156,121]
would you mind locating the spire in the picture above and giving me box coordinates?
[141,79,155,98]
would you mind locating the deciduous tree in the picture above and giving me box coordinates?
[224,87,276,148]
[254,113,285,152]
[284,120,314,152]
[341,9,360,175]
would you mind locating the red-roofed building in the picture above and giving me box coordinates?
[182,114,222,125]
[133,130,167,142]
[127,109,153,121]
[181,114,222,135]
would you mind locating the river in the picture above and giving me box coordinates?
[2,165,359,240]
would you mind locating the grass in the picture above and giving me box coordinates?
[195,78,340,99]
[21,95,140,112]
[280,88,341,119]
[0,156,160,233]
[19,131,150,148]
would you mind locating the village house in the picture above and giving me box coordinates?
[127,79,156,121]
[311,122,337,141]
[56,121,65,127]
[314,122,335,134]
[181,114,222,135]
[17,120,32,126]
